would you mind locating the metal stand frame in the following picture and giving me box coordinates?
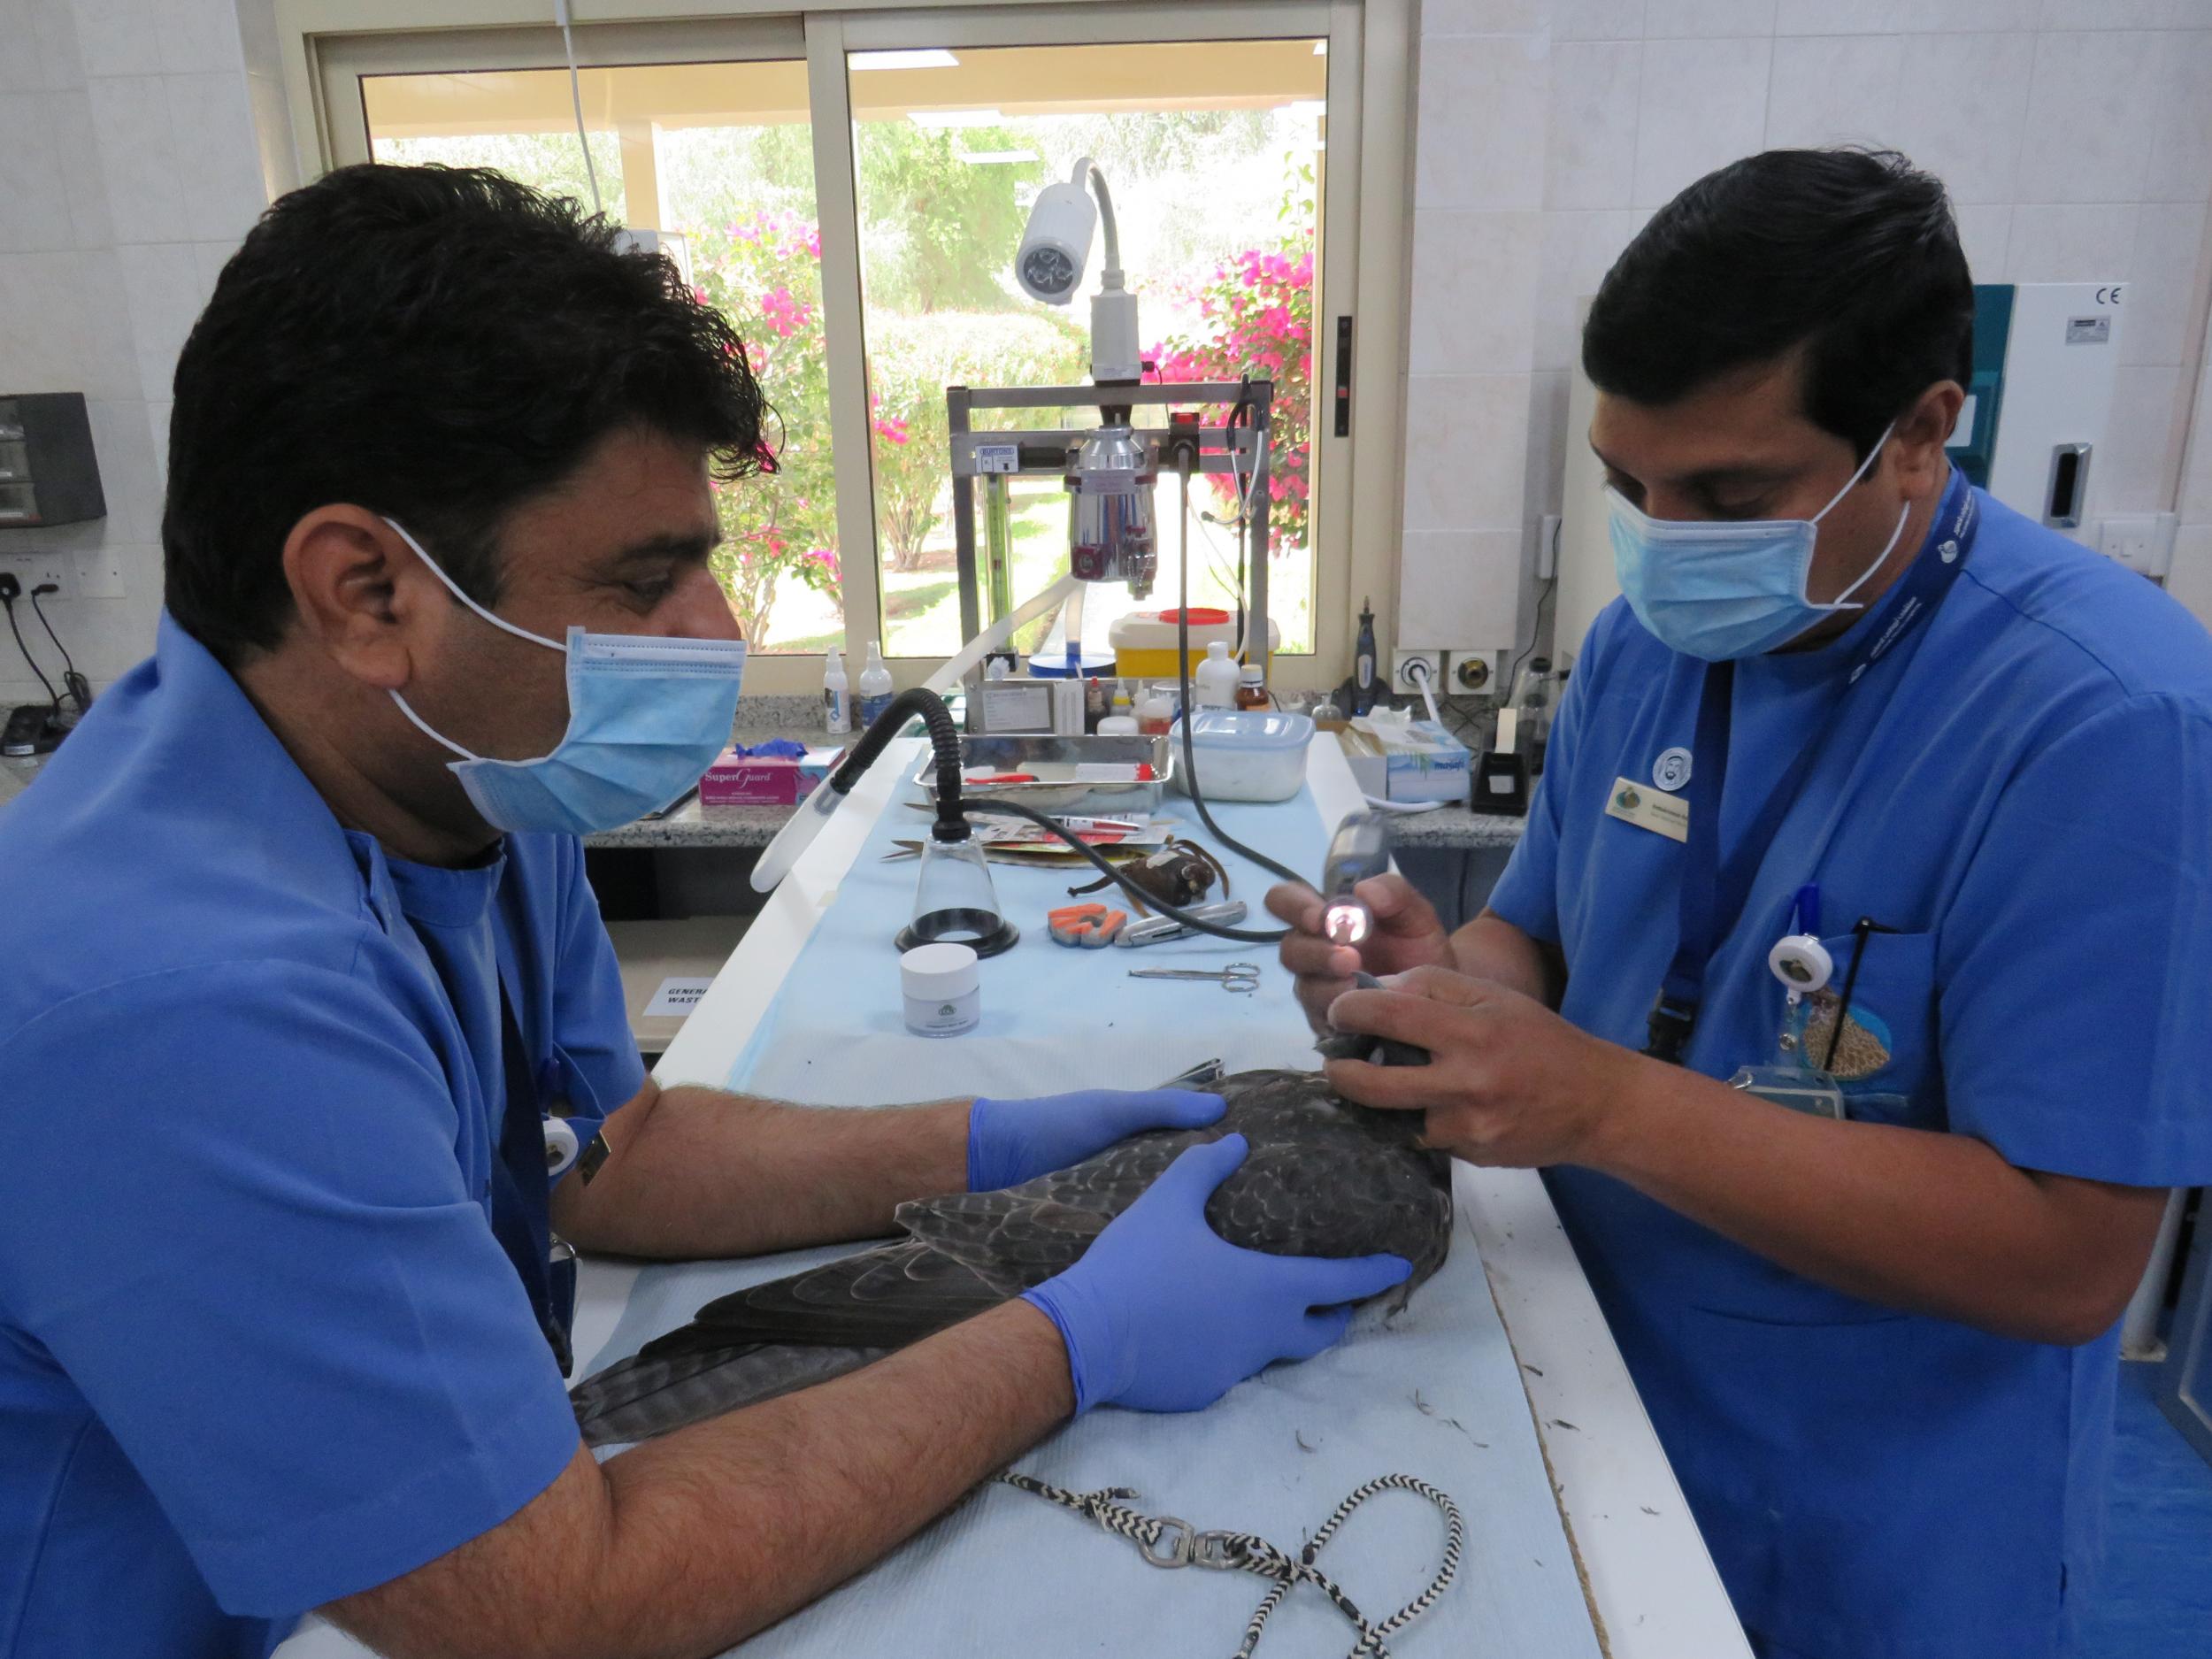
[945,380,1274,669]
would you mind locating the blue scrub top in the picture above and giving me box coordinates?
[0,615,648,1656]
[1487,480,2212,1659]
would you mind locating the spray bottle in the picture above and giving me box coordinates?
[823,645,851,736]
[857,641,895,728]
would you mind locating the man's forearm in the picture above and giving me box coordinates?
[1586,1052,2163,1344]
[558,1082,968,1258]
[330,1301,1072,1659]
[1448,910,1566,1006]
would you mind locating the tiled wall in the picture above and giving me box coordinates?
[0,0,288,710]
[1402,0,2212,657]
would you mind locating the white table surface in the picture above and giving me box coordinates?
[282,736,1747,1659]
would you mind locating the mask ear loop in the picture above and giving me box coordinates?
[381,518,565,760]
[1809,422,1908,612]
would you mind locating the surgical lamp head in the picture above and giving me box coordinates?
[1016,174,1099,306]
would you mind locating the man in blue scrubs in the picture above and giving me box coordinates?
[0,166,1405,1658]
[1278,150,2212,1657]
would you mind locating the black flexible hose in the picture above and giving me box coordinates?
[968,797,1302,945]
[828,687,969,842]
[839,684,1297,944]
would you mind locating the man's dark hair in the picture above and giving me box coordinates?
[164,164,769,661]
[1582,149,1973,460]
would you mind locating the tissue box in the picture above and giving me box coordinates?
[1337,718,1471,803]
[700,746,839,807]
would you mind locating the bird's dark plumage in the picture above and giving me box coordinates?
[572,1068,1452,1445]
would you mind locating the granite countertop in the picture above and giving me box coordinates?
[1,695,1526,852]
[582,695,1529,854]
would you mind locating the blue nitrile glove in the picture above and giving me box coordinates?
[1022,1134,1413,1413]
[967,1087,1225,1191]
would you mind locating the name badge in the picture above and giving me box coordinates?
[1605,777,1689,842]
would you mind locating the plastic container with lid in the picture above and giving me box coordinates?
[1167,709,1315,803]
[901,942,980,1038]
[1109,608,1282,680]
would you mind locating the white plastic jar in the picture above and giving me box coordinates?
[901,942,981,1037]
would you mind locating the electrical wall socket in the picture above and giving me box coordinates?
[74,552,125,599]
[2096,512,2177,580]
[1392,649,1445,696]
[0,551,73,599]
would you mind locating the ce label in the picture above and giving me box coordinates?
[2095,285,2124,306]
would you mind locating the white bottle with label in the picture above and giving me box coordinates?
[1194,640,1240,710]
[856,640,895,729]
[823,645,851,735]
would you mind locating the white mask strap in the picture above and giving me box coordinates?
[385,518,565,653]
[1809,421,1897,525]
[388,687,484,763]
[1829,501,1913,611]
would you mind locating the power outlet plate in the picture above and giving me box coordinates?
[2097,512,2177,579]
[74,552,125,599]
[0,550,73,600]
[1392,649,1446,696]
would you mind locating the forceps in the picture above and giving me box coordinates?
[1126,962,1262,994]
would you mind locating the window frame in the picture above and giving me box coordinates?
[281,0,1410,693]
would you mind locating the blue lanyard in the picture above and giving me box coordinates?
[1644,472,1979,1064]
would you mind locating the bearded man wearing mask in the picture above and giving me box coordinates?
[1272,149,2212,1659]
[0,165,1406,1659]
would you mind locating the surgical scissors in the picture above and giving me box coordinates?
[1126,962,1262,994]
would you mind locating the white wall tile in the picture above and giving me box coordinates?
[1889,32,2034,204]
[165,71,267,243]
[1916,0,2039,26]
[1763,34,1905,150]
[1953,202,2012,280]
[1534,207,1645,372]
[49,89,114,249]
[1415,35,1551,211]
[2166,524,2212,627]
[86,73,190,243]
[63,249,138,401]
[2144,30,2212,204]
[1523,370,1573,518]
[156,0,241,74]
[2090,363,2186,514]
[2123,204,2210,366]
[191,237,237,294]
[82,396,160,540]
[69,0,163,77]
[1423,0,1548,32]
[33,0,84,88]
[1403,374,1532,529]
[1,0,50,90]
[2007,203,2139,281]
[0,91,76,251]
[244,70,298,201]
[1546,41,1640,209]
[2039,0,2200,26]
[1408,211,1543,373]
[115,242,210,403]
[1397,528,1525,648]
[232,0,283,81]
[1775,0,1897,30]
[1645,0,1777,35]
[1555,0,1645,37]
[1632,37,1772,208]
[2016,30,2163,204]
[144,397,170,486]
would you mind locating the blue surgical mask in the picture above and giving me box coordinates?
[384,520,746,837]
[1608,426,1911,660]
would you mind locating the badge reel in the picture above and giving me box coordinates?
[1727,932,1846,1119]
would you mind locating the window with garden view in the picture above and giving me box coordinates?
[360,36,1326,662]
